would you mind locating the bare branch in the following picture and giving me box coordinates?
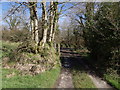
[3,4,22,20]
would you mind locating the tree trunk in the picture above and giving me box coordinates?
[34,18,39,44]
[52,2,58,42]
[40,1,48,47]
[48,1,54,42]
[29,2,39,44]
[67,28,70,47]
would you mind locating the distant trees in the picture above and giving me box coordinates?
[2,6,30,42]
[5,15,20,31]
[60,20,84,49]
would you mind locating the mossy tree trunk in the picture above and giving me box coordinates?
[48,1,54,42]
[52,2,58,42]
[40,1,48,47]
[29,2,39,44]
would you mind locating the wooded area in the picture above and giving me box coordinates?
[1,1,120,89]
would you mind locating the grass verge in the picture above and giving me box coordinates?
[2,66,60,88]
[1,40,61,88]
[69,49,96,88]
[104,74,120,89]
[72,69,96,88]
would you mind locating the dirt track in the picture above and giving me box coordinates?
[55,48,114,89]
[56,68,74,88]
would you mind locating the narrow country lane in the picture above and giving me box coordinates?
[55,48,74,88]
[55,48,115,89]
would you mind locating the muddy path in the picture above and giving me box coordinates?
[55,48,114,89]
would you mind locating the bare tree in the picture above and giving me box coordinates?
[5,15,20,30]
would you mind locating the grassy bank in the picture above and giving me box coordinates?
[2,66,60,88]
[1,40,61,88]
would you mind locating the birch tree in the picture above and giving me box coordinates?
[48,1,54,42]
[40,1,48,47]
[52,2,58,42]
[29,2,39,44]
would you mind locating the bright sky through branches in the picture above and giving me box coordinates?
[1,2,74,28]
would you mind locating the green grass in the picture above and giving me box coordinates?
[70,49,96,88]
[72,69,96,88]
[104,74,120,89]
[2,66,60,88]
